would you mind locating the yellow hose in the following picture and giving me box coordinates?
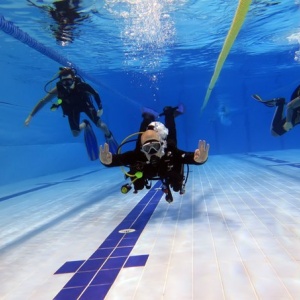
[201,0,252,113]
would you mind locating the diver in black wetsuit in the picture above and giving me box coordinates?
[99,106,209,202]
[24,67,118,152]
[253,84,300,136]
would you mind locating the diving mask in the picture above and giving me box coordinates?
[61,78,74,87]
[141,140,162,155]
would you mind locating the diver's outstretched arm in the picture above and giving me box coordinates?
[24,87,57,126]
[27,0,51,12]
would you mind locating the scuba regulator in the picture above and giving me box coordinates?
[121,171,143,194]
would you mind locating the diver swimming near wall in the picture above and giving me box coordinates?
[24,67,118,159]
[252,83,300,136]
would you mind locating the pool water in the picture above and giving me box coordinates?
[1,1,300,299]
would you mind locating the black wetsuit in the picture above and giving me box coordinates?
[104,112,204,193]
[272,85,300,136]
[56,77,102,132]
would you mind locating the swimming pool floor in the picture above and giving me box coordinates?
[1,149,300,300]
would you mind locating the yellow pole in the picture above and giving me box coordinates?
[201,0,252,113]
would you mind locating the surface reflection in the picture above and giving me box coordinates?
[27,0,89,45]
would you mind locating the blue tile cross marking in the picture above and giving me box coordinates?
[53,181,163,300]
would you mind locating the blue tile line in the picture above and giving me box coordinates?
[0,170,100,203]
[53,181,163,300]
[246,153,300,168]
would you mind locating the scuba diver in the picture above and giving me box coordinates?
[27,0,88,44]
[99,105,209,203]
[252,83,300,136]
[24,67,118,154]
